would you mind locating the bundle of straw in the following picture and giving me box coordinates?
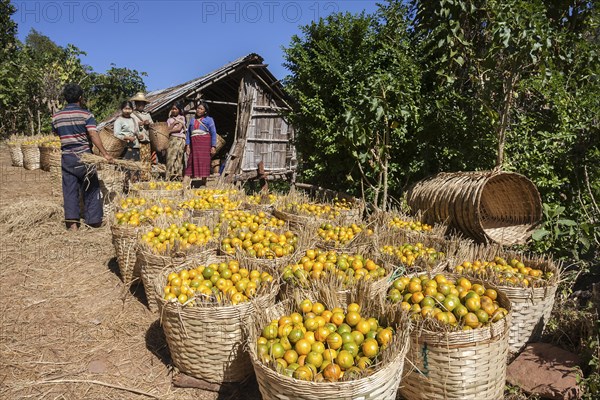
[79,153,150,172]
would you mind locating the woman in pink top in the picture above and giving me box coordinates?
[166,102,187,180]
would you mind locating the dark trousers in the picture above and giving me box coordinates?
[62,153,103,226]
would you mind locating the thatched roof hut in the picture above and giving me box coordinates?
[101,53,296,182]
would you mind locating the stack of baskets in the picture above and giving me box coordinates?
[111,223,141,285]
[39,144,61,172]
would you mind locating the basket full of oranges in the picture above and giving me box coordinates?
[248,293,411,400]
[390,273,511,400]
[155,256,278,384]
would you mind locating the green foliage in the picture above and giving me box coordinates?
[0,23,146,137]
[88,65,148,121]
[283,3,421,208]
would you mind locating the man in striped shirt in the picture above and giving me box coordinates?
[52,83,113,231]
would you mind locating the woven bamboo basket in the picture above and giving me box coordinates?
[149,122,170,152]
[154,257,278,384]
[215,134,226,154]
[279,254,394,308]
[39,146,51,171]
[138,246,217,312]
[47,148,62,168]
[92,126,126,159]
[111,224,141,284]
[8,143,23,167]
[98,166,125,218]
[49,166,62,198]
[248,292,411,400]
[407,170,542,245]
[447,244,560,356]
[21,144,41,170]
[98,164,125,194]
[400,282,512,400]
[503,283,557,354]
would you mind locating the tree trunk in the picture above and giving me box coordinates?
[495,71,518,167]
[37,109,41,135]
[28,108,34,135]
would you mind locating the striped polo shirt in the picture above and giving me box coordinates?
[51,104,97,154]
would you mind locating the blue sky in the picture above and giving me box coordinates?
[12,1,380,91]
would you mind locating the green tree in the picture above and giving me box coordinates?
[87,65,147,122]
[284,4,420,208]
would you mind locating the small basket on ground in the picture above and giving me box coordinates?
[98,165,125,218]
[149,122,170,152]
[39,145,58,171]
[92,126,126,159]
[400,279,512,400]
[407,170,542,245]
[8,143,23,167]
[154,256,278,385]
[111,224,141,285]
[248,290,411,400]
[21,144,41,170]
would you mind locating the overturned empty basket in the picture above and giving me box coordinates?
[407,170,542,245]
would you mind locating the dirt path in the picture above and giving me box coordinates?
[0,145,261,400]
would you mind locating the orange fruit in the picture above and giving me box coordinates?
[306,351,323,368]
[347,303,361,313]
[326,333,343,350]
[376,328,393,347]
[345,311,361,327]
[315,326,331,342]
[293,365,313,381]
[323,363,342,382]
[361,338,379,358]
[355,319,372,335]
[336,350,354,369]
[300,299,313,314]
[294,339,312,356]
[284,349,299,364]
[464,312,480,328]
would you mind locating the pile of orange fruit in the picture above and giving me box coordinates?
[317,223,373,246]
[281,249,387,287]
[452,256,554,287]
[220,210,286,232]
[388,217,432,232]
[256,300,393,382]
[380,243,444,267]
[220,228,297,259]
[131,181,183,191]
[387,274,508,329]
[163,260,273,306]
[179,190,240,211]
[140,223,215,254]
[247,193,278,205]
